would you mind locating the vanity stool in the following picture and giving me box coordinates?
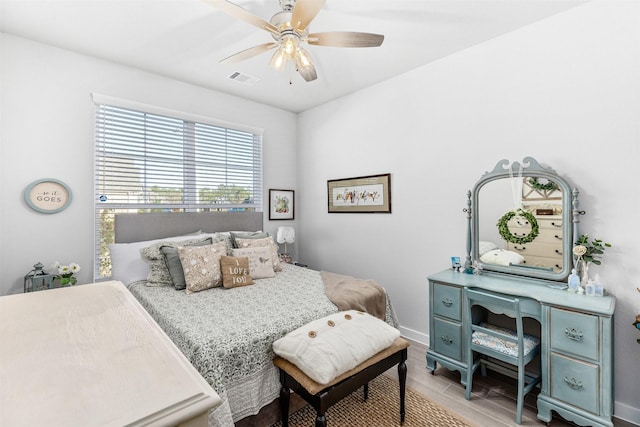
[464,288,541,424]
[273,337,409,427]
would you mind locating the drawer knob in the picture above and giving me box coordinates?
[551,221,562,228]
[441,297,453,307]
[440,335,453,345]
[564,376,584,390]
[564,327,583,342]
[513,245,526,251]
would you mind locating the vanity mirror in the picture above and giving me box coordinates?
[465,157,580,281]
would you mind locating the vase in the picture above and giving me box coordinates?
[577,260,590,287]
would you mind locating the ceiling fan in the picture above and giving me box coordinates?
[207,0,384,82]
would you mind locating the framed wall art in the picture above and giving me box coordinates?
[24,178,73,214]
[269,189,295,220]
[327,173,391,213]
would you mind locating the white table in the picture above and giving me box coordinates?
[0,281,221,427]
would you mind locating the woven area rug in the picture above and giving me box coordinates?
[269,374,470,427]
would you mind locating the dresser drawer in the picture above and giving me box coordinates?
[550,308,599,361]
[537,217,563,230]
[520,254,563,272]
[534,226,564,244]
[507,240,562,258]
[432,283,462,321]
[550,353,599,414]
[432,317,462,361]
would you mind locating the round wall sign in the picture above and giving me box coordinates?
[24,179,73,214]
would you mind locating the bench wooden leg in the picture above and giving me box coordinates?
[363,383,369,401]
[315,414,327,427]
[280,385,290,427]
[399,357,407,425]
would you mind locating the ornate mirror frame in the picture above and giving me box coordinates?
[465,157,581,281]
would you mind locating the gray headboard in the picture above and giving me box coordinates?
[114,212,264,243]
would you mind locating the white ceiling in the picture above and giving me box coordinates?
[1,0,585,113]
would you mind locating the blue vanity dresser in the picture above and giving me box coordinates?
[427,157,616,427]
[427,270,615,427]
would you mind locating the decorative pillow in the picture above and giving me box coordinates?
[141,237,213,286]
[479,249,525,266]
[272,310,400,384]
[220,256,255,288]
[478,241,498,257]
[200,232,234,255]
[230,231,269,248]
[178,243,226,294]
[231,246,275,279]
[108,231,201,285]
[234,236,282,272]
[161,240,221,290]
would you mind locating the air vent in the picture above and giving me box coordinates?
[228,72,259,86]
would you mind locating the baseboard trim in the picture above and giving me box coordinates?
[399,325,428,346]
[614,401,640,426]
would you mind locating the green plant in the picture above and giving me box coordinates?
[573,234,612,265]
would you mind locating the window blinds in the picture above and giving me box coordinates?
[94,100,263,279]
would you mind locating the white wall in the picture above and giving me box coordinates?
[2,1,639,422]
[297,2,639,423]
[0,34,298,295]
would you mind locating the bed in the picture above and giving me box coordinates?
[110,212,398,427]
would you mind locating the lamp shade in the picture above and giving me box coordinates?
[276,227,295,244]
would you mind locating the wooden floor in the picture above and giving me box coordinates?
[238,339,633,427]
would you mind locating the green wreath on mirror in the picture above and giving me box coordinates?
[528,177,558,192]
[497,209,539,244]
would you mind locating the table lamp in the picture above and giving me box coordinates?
[276,226,295,263]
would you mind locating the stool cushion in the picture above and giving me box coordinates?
[272,310,400,384]
[472,322,540,357]
[274,337,409,395]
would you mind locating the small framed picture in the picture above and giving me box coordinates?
[451,256,461,272]
[269,189,294,220]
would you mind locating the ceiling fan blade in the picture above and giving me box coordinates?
[290,0,326,32]
[307,31,384,48]
[204,0,280,35]
[220,42,278,64]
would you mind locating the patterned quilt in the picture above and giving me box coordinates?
[127,263,397,427]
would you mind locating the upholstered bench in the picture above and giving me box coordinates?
[272,310,409,427]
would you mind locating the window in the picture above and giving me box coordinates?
[94,96,263,279]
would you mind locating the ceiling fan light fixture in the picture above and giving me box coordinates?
[281,34,299,57]
[295,46,313,68]
[269,48,287,70]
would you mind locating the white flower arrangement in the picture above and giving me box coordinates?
[51,261,81,286]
